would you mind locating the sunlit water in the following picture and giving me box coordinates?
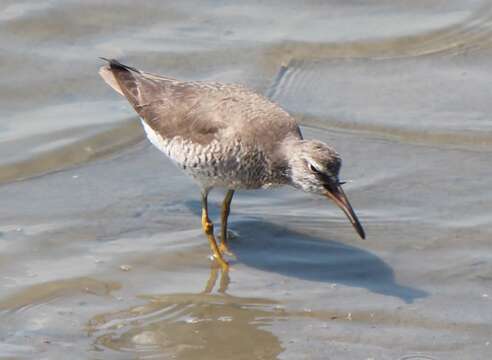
[1,1,492,359]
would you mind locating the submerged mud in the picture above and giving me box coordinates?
[1,1,492,359]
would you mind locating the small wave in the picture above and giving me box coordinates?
[0,117,144,185]
[268,51,492,151]
[263,2,492,61]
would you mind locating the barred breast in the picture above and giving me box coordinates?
[142,120,282,189]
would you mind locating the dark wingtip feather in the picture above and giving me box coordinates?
[98,57,140,73]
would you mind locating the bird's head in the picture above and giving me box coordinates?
[286,140,365,239]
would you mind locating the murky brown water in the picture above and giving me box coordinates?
[1,1,492,359]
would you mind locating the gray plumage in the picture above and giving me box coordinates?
[99,58,365,246]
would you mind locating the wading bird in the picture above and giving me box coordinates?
[99,59,365,269]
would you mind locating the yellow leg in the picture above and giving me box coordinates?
[218,266,230,294]
[202,264,219,294]
[201,191,229,269]
[219,189,235,255]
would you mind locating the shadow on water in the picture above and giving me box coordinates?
[88,208,427,359]
[185,200,428,304]
[234,221,427,304]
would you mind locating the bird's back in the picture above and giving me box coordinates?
[100,60,302,188]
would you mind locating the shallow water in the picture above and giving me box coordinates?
[1,1,492,359]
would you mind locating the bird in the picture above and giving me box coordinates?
[99,58,365,269]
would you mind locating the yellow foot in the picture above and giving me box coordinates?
[218,242,234,257]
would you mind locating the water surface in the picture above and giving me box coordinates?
[1,1,492,359]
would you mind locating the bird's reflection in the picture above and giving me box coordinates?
[88,264,283,360]
[202,263,230,294]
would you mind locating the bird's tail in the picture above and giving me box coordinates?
[98,57,139,96]
[99,57,140,73]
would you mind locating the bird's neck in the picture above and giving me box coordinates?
[278,137,305,186]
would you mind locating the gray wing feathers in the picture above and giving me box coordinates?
[99,60,302,147]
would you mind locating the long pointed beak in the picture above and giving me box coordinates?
[324,185,365,239]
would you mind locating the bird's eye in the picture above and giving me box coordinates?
[309,164,320,173]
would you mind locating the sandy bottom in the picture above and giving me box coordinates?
[1,1,492,359]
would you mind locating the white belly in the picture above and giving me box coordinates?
[141,120,170,154]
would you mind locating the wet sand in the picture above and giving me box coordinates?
[1,1,492,359]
